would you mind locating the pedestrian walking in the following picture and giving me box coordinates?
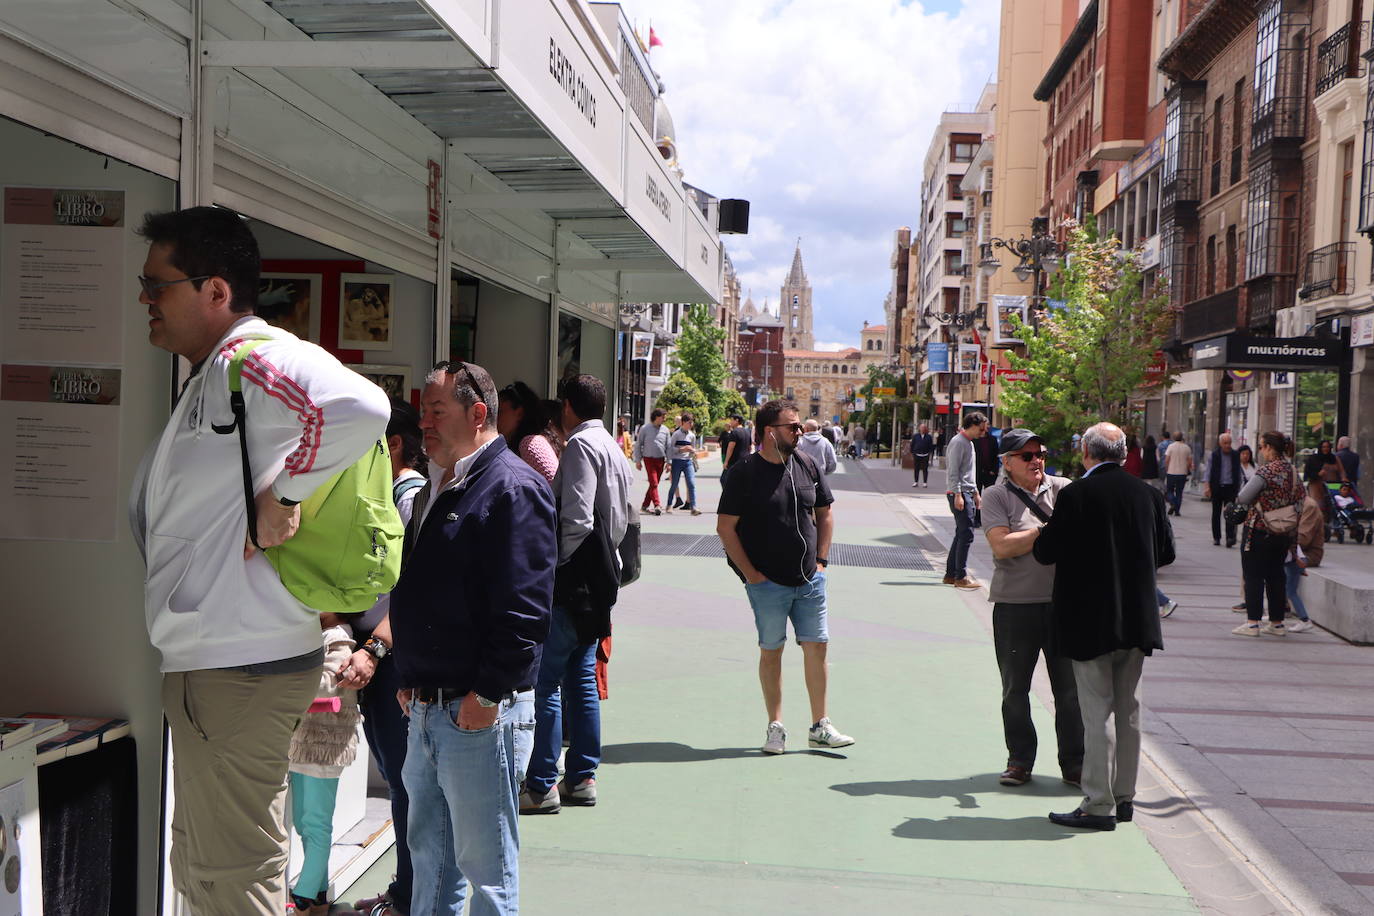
[633,407,670,515]
[522,375,634,814]
[1205,433,1242,547]
[132,207,390,914]
[797,419,838,476]
[1231,431,1305,638]
[716,400,854,755]
[391,360,557,915]
[980,429,1083,789]
[1163,431,1193,516]
[911,422,934,488]
[1033,422,1175,831]
[664,412,701,515]
[943,412,988,590]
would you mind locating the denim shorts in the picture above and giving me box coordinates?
[744,570,829,650]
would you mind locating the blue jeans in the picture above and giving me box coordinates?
[945,492,976,579]
[359,654,412,910]
[1285,560,1310,621]
[666,457,697,508]
[526,607,600,795]
[403,695,520,916]
[1165,474,1187,512]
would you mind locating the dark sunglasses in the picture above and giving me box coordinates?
[139,274,210,300]
[769,422,804,433]
[432,360,490,404]
[1011,450,1049,463]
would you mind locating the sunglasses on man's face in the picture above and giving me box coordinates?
[1011,450,1049,463]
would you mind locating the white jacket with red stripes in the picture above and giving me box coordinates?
[132,316,390,672]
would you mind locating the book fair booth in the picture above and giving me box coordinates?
[0,1,727,911]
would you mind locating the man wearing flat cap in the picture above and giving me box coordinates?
[979,429,1083,789]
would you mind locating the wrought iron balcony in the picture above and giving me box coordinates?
[1298,242,1355,300]
[1316,21,1363,96]
[1180,287,1240,341]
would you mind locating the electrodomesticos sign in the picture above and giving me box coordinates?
[1191,334,1346,370]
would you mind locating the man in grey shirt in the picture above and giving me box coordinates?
[943,411,987,589]
[981,428,1083,788]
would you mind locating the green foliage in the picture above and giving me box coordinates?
[1000,221,1176,472]
[668,303,731,426]
[654,371,710,427]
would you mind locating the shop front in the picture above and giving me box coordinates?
[0,1,727,911]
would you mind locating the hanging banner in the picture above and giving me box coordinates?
[925,342,950,373]
[991,294,1028,346]
[630,331,654,361]
[957,343,981,375]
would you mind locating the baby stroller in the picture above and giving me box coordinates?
[1325,482,1374,544]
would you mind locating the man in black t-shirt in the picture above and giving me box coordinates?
[717,400,855,756]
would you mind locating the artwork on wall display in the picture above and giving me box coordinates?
[338,273,394,350]
[346,364,411,403]
[257,273,322,343]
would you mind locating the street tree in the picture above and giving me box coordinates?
[668,303,732,424]
[1000,220,1174,468]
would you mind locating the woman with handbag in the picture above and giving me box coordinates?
[1229,431,1305,637]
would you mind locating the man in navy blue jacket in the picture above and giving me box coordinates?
[390,360,557,916]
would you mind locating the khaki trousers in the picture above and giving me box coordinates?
[1071,648,1144,817]
[163,667,318,915]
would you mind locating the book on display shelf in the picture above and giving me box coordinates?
[20,714,131,765]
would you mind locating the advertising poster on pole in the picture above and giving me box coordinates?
[991,294,1028,346]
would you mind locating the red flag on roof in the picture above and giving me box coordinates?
[649,27,663,48]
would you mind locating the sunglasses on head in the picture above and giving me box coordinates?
[139,274,210,300]
[432,360,490,404]
[1011,450,1049,463]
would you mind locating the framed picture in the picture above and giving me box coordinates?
[258,272,322,342]
[346,364,411,402]
[338,273,394,350]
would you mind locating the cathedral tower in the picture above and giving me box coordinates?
[780,240,814,350]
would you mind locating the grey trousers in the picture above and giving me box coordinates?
[1072,648,1144,816]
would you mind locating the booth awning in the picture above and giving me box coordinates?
[244,0,722,305]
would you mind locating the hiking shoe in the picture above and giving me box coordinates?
[808,717,854,748]
[1260,622,1287,637]
[1232,603,1248,613]
[762,721,787,755]
[951,577,980,590]
[518,784,560,814]
[1159,599,1178,619]
[1288,619,1314,632]
[1232,623,1260,637]
[558,777,597,807]
[999,765,1031,786]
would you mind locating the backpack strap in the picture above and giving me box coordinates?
[1005,480,1052,525]
[211,338,271,551]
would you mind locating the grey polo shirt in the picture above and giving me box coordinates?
[981,474,1070,604]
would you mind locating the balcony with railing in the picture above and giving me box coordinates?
[1316,20,1365,96]
[1180,287,1240,341]
[1297,242,1355,300]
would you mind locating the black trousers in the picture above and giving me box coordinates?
[1210,483,1239,543]
[1242,528,1290,623]
[992,602,1084,773]
[913,454,930,483]
[358,653,412,910]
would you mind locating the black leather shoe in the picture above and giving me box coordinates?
[1116,801,1134,822]
[1049,808,1116,831]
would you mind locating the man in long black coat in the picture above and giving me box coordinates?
[1032,422,1175,831]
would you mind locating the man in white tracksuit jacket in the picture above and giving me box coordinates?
[129,207,389,915]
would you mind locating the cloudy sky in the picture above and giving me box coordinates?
[628,0,1001,350]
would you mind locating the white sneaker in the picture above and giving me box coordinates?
[808,717,855,748]
[1232,623,1260,637]
[1288,619,1314,632]
[1260,622,1287,637]
[762,721,786,755]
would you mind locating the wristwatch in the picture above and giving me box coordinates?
[361,637,390,660]
[475,694,499,708]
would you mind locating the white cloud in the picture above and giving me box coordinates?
[628,0,1000,345]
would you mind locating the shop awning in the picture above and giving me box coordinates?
[233,0,722,306]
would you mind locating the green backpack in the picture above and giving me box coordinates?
[219,339,403,613]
